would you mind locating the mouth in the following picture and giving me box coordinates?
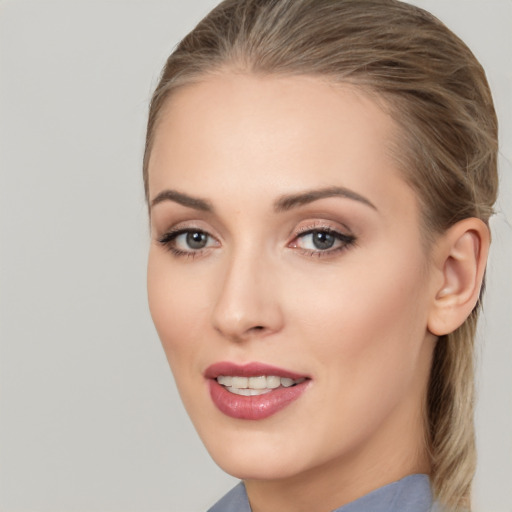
[205,362,311,420]
[216,375,307,396]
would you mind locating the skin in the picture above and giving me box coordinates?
[146,73,484,512]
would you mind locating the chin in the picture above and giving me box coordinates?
[212,450,305,481]
[197,424,320,481]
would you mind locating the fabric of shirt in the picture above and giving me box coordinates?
[207,473,440,512]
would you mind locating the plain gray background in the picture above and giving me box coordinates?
[0,0,510,511]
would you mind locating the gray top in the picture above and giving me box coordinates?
[208,474,440,512]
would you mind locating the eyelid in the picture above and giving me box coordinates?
[296,218,353,235]
[158,227,215,244]
[290,227,353,246]
[156,219,218,241]
[157,224,221,258]
[156,219,356,259]
[292,219,354,238]
[288,221,357,256]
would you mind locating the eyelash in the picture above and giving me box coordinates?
[157,228,214,259]
[157,225,356,259]
[291,225,356,257]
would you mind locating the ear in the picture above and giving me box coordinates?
[427,218,490,336]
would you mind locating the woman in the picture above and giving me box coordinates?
[143,0,498,510]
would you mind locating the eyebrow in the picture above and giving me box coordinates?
[274,186,377,212]
[150,185,377,214]
[150,189,214,212]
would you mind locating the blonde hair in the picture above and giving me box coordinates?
[143,0,498,509]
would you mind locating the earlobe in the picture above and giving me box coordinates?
[427,218,490,336]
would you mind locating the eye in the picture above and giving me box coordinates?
[179,231,210,250]
[158,228,218,256]
[301,231,338,250]
[290,227,356,255]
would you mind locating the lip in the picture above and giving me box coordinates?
[205,361,310,420]
[204,361,308,380]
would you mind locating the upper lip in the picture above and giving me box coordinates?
[204,361,309,380]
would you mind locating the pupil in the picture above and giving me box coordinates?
[313,231,335,250]
[186,231,207,249]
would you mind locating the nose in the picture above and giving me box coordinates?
[211,249,284,341]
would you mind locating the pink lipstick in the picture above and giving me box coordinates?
[205,362,310,420]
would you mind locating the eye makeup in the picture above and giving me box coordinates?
[156,218,357,261]
[157,227,219,258]
[290,226,356,257]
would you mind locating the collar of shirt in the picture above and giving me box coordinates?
[207,474,439,512]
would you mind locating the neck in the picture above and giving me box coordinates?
[244,406,431,512]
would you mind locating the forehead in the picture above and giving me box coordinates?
[148,73,416,219]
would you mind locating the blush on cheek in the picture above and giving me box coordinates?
[307,260,426,366]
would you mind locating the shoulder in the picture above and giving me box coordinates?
[334,474,436,512]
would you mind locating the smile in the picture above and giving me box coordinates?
[205,362,310,420]
[217,375,307,396]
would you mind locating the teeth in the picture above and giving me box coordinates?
[281,377,294,387]
[217,375,232,386]
[216,375,306,394]
[229,388,272,396]
[266,375,281,389]
[231,376,248,388]
[248,376,267,389]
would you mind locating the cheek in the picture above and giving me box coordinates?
[289,247,430,382]
[283,253,431,450]
[147,251,209,371]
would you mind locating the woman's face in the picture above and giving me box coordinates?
[147,74,437,484]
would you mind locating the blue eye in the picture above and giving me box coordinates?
[294,229,355,254]
[305,231,337,250]
[181,231,209,249]
[158,229,217,255]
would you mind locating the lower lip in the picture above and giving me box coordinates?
[208,379,309,420]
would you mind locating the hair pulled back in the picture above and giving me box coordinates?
[143,1,498,509]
